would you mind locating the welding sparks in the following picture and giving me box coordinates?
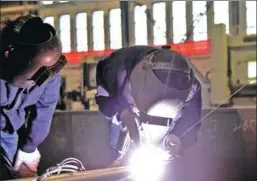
[128,145,170,181]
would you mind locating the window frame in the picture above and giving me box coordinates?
[247,60,256,84]
[109,8,122,49]
[43,16,54,27]
[134,5,148,45]
[59,14,71,53]
[152,2,167,45]
[192,1,208,41]
[92,10,105,51]
[213,1,230,34]
[75,12,88,52]
[172,1,187,44]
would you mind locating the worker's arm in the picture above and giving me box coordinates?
[19,74,60,153]
[95,87,129,119]
[95,60,128,120]
[0,79,8,106]
[0,79,24,132]
[170,82,202,153]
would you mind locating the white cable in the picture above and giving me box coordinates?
[61,158,85,169]
[36,157,86,181]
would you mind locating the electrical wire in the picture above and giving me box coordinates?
[179,79,256,138]
[35,157,86,181]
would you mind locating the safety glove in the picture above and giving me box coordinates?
[163,134,182,159]
[13,148,41,177]
[119,108,141,147]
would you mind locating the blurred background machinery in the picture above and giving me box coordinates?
[1,0,255,110]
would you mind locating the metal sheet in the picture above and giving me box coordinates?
[11,167,131,181]
[38,112,73,174]
[237,108,256,178]
[70,112,117,169]
[180,108,250,181]
[38,111,116,174]
[37,108,256,181]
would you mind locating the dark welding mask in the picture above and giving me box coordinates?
[129,48,195,119]
[2,14,67,88]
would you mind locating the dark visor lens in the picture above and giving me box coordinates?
[48,55,67,75]
[30,67,50,86]
[30,55,67,86]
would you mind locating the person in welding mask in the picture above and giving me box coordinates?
[95,45,202,158]
[0,15,67,180]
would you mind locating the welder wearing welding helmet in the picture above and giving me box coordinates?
[95,45,202,159]
[0,14,67,180]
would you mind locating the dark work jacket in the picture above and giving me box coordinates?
[0,74,60,153]
[95,46,202,152]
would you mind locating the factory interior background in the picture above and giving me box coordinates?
[1,0,255,110]
[0,1,256,181]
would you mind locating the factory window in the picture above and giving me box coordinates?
[134,5,148,45]
[153,2,167,46]
[43,16,54,27]
[109,8,122,49]
[92,11,105,51]
[248,60,256,84]
[172,1,186,44]
[42,1,53,5]
[59,15,71,53]
[246,1,256,35]
[76,13,88,52]
[193,1,208,41]
[214,1,229,34]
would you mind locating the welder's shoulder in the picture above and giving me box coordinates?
[194,77,201,89]
[38,74,61,104]
[45,73,61,88]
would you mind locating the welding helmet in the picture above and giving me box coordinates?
[129,48,194,119]
[1,14,67,88]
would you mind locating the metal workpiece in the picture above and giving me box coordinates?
[12,161,183,181]
[36,108,255,181]
[11,167,132,181]
[45,167,131,181]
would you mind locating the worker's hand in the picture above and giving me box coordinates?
[13,149,41,174]
[120,109,141,146]
[163,134,181,158]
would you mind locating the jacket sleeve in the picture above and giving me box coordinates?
[95,86,128,120]
[95,60,128,120]
[20,74,60,153]
[170,82,202,153]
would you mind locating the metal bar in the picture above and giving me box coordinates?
[12,167,131,181]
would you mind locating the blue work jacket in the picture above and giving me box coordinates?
[0,74,60,153]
